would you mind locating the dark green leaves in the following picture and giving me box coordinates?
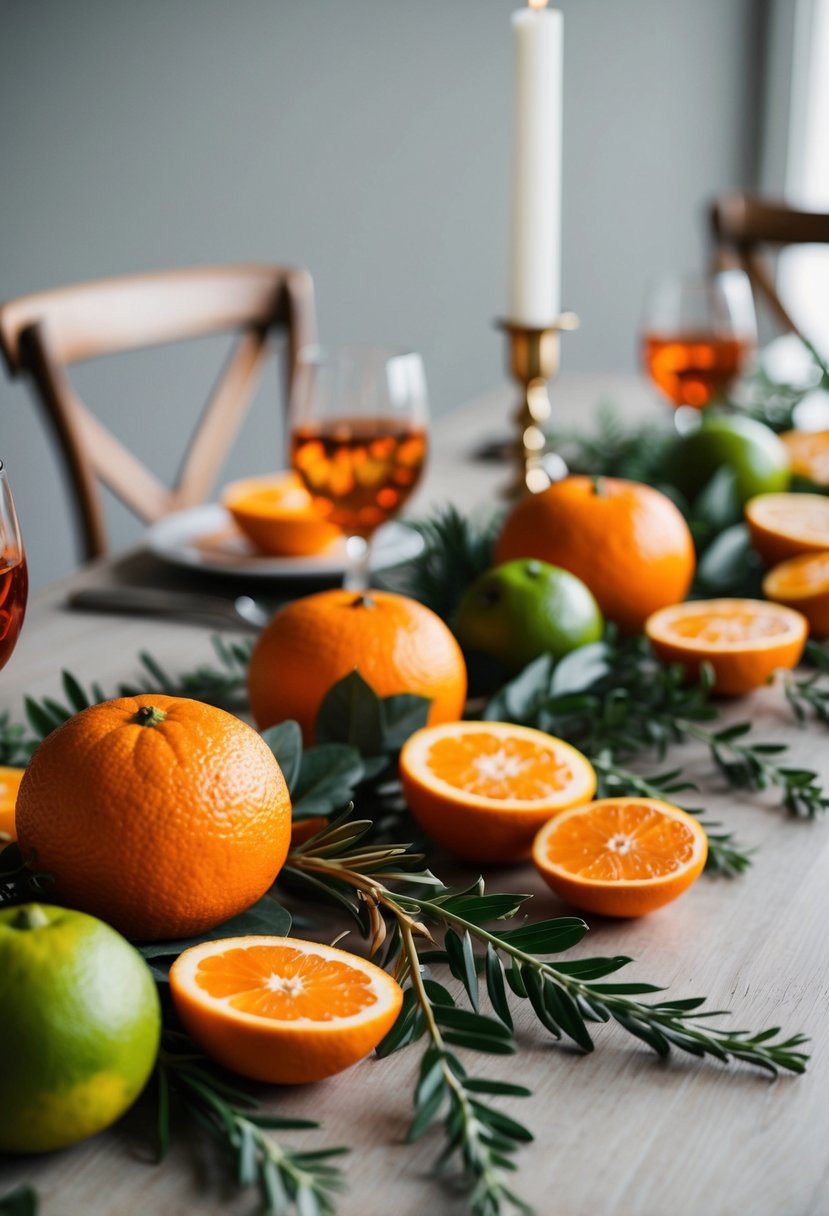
[0,1187,38,1216]
[315,671,430,758]
[497,918,588,954]
[137,895,291,976]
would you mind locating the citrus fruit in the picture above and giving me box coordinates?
[494,475,695,634]
[15,694,292,942]
[169,935,403,1084]
[745,492,829,566]
[645,597,807,695]
[247,589,467,741]
[399,721,596,863]
[221,471,341,556]
[532,798,707,918]
[0,903,161,1153]
[0,764,24,841]
[780,429,829,488]
[454,558,603,673]
[669,413,790,504]
[763,552,829,637]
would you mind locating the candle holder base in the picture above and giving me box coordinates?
[498,313,579,498]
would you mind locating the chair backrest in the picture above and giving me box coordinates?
[0,263,316,561]
[709,193,829,338]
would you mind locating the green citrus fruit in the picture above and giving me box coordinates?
[0,903,161,1154]
[454,558,604,672]
[672,413,790,504]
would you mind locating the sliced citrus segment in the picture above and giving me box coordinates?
[763,551,829,637]
[532,797,708,918]
[645,597,807,695]
[169,936,403,1084]
[399,721,596,863]
[221,472,341,556]
[0,765,24,842]
[780,429,829,487]
[745,491,829,566]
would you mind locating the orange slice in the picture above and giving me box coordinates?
[780,429,829,487]
[0,766,24,843]
[645,597,807,695]
[169,936,402,1085]
[745,491,829,566]
[532,797,708,918]
[399,721,596,863]
[220,472,341,556]
[763,551,829,637]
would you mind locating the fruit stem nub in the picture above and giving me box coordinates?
[349,594,375,609]
[134,705,167,727]
[12,904,50,930]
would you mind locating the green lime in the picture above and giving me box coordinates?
[672,413,790,504]
[0,903,161,1154]
[454,558,604,672]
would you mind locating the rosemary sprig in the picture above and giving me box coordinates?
[160,1032,348,1216]
[283,812,808,1214]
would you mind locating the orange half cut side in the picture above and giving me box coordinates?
[169,936,403,1084]
[532,797,708,918]
[645,597,807,694]
[400,721,596,862]
[745,492,829,566]
[763,551,829,637]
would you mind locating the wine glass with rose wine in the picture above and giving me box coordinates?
[0,462,28,673]
[640,269,757,421]
[290,347,429,590]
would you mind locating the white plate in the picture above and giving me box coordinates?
[145,504,424,579]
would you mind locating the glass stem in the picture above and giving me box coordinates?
[344,534,372,592]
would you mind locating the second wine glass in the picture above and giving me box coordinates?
[640,269,757,414]
[290,347,429,590]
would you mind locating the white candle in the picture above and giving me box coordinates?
[508,1,563,326]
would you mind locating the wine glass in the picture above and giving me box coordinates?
[290,347,429,590]
[0,462,28,672]
[640,270,757,422]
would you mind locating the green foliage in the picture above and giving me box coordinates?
[0,1187,38,1216]
[136,896,292,980]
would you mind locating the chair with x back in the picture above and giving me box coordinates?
[709,192,829,339]
[0,263,316,562]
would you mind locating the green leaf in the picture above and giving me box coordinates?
[543,983,594,1052]
[438,892,531,923]
[499,917,588,954]
[380,693,431,749]
[292,744,366,817]
[315,671,384,754]
[463,1077,531,1097]
[0,1187,38,1216]
[62,670,92,712]
[431,1004,513,1041]
[552,956,632,981]
[484,654,554,724]
[485,944,513,1030]
[375,989,422,1057]
[137,896,291,960]
[549,642,611,696]
[260,720,303,791]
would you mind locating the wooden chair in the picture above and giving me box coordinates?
[709,192,829,338]
[0,264,316,561]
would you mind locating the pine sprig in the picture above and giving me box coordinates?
[160,1034,348,1216]
[284,813,809,1215]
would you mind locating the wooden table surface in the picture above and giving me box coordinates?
[2,375,828,1216]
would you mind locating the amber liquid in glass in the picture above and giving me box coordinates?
[0,552,28,672]
[291,418,427,537]
[642,332,752,408]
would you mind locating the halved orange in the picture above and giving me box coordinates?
[532,797,708,918]
[763,551,829,637]
[645,597,807,695]
[169,936,402,1085]
[0,766,24,843]
[399,721,596,863]
[745,491,829,566]
[780,429,829,487]
[220,472,341,556]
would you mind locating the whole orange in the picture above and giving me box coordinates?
[247,589,467,741]
[15,694,292,942]
[495,475,695,634]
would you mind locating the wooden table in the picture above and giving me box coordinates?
[2,376,827,1216]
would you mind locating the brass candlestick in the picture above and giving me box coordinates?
[499,313,579,497]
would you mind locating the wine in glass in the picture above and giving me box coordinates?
[290,347,429,590]
[640,270,757,414]
[0,462,28,672]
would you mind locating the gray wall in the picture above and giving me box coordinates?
[1,0,763,588]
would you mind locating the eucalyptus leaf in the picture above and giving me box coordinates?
[380,693,431,749]
[137,895,291,961]
[292,744,366,817]
[260,720,303,791]
[315,671,384,754]
[549,642,612,696]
